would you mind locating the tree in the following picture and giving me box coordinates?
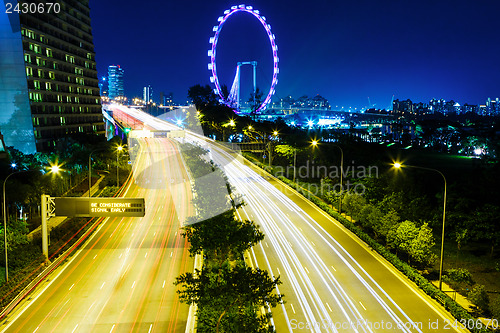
[409,223,437,267]
[377,209,400,240]
[471,204,500,257]
[342,191,366,222]
[182,211,264,264]
[175,263,283,333]
[188,84,219,110]
[387,220,418,257]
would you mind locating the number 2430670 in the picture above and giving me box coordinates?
[5,2,61,14]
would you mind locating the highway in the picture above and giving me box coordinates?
[0,137,193,333]
[113,105,468,332]
[212,148,468,332]
[1,104,468,332]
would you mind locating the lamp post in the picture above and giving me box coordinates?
[394,162,447,291]
[293,148,297,183]
[116,145,123,187]
[332,145,344,214]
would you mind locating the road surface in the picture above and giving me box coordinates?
[1,138,193,333]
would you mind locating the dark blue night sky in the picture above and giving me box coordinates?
[90,0,500,109]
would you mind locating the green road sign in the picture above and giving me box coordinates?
[54,197,145,217]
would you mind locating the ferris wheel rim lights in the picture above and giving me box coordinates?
[208,4,279,113]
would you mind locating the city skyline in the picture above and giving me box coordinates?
[90,0,500,109]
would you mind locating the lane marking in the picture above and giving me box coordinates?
[276,267,281,275]
[131,281,136,289]
[33,327,39,333]
[311,241,315,247]
[118,253,122,259]
[109,324,115,333]
[326,302,333,312]
[290,304,296,314]
[71,324,79,333]
[170,252,173,257]
[162,280,166,288]
[93,255,97,260]
[100,282,105,290]
[69,284,74,291]
[265,242,269,248]
[331,265,336,271]
[145,252,148,258]
[148,324,153,333]
[304,267,309,274]
[360,301,367,311]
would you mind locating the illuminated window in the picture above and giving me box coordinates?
[46,49,52,57]
[24,54,31,63]
[36,57,45,66]
[49,71,55,79]
[57,95,63,102]
[37,69,44,78]
[45,82,52,90]
[34,80,41,90]
[86,53,92,60]
[26,67,33,76]
[66,96,71,103]
[85,61,90,69]
[25,30,35,39]
[33,44,41,54]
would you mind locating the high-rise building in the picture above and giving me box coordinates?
[108,65,124,100]
[143,85,153,104]
[0,0,104,152]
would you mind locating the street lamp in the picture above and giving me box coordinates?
[3,168,46,281]
[332,145,344,214]
[393,162,447,291]
[116,145,123,187]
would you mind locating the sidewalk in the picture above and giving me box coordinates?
[432,280,471,310]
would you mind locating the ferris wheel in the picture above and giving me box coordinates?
[208,4,279,113]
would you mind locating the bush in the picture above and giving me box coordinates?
[467,284,490,314]
[444,268,473,284]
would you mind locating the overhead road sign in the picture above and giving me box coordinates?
[54,197,145,217]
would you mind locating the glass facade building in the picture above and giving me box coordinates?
[107,65,124,100]
[0,0,104,153]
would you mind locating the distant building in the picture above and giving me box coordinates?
[108,65,124,100]
[272,94,330,110]
[486,97,500,115]
[143,85,153,103]
[0,0,104,152]
[160,92,173,106]
[392,99,414,116]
